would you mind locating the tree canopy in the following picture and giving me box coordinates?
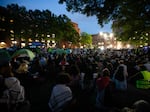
[80,32,92,47]
[0,4,80,47]
[59,0,150,45]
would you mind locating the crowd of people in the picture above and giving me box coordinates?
[0,46,150,112]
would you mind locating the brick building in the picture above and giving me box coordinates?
[71,22,80,34]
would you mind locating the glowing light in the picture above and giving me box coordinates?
[98,46,104,50]
[10,30,14,33]
[52,34,55,38]
[144,43,148,46]
[35,40,39,42]
[21,43,26,48]
[10,19,13,22]
[0,42,6,45]
[28,43,32,45]
[116,41,122,49]
[47,35,50,37]
[62,45,65,48]
[28,38,32,42]
[0,42,7,48]
[12,41,17,44]
[80,46,83,48]
[52,40,55,43]
[103,33,107,39]
[99,32,103,36]
[126,44,130,48]
[109,33,114,38]
[11,38,14,40]
[140,45,143,47]
[140,37,143,39]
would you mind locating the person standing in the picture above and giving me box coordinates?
[48,73,72,112]
[0,49,29,112]
[113,60,128,91]
[95,68,111,111]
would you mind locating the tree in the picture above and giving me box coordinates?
[0,6,10,41]
[1,4,81,47]
[59,0,150,45]
[6,4,29,46]
[80,32,92,47]
[112,0,150,46]
[59,0,121,26]
[54,14,80,46]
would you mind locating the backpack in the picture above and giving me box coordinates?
[0,76,30,112]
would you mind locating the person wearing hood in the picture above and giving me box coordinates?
[0,49,29,112]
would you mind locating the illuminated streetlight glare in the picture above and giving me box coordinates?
[99,32,103,36]
[103,33,107,39]
[10,30,14,33]
[126,44,130,48]
[109,33,113,37]
[47,35,50,37]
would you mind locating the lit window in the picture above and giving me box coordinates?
[10,19,14,22]
[10,30,14,33]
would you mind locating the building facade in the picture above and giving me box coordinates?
[71,22,80,34]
